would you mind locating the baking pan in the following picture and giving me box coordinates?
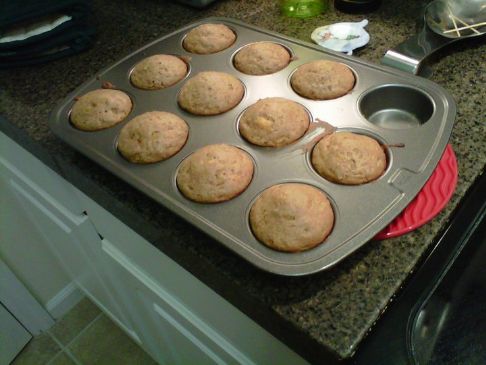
[49,17,456,276]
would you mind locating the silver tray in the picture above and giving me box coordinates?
[49,17,456,276]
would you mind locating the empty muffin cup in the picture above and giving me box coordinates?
[359,85,434,129]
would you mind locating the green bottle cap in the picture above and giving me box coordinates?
[280,0,328,18]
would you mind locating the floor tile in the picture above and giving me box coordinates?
[12,332,61,365]
[49,297,101,345]
[48,351,77,365]
[68,315,156,365]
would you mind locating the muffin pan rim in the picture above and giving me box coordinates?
[49,17,456,275]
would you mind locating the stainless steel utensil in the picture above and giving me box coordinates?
[427,0,486,38]
[382,0,486,75]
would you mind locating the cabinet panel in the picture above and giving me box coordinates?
[101,238,250,365]
[7,178,120,318]
[0,138,138,343]
[0,132,84,215]
[0,303,32,365]
[0,175,69,307]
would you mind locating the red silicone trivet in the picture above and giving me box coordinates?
[375,144,458,240]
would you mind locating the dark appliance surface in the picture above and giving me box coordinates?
[354,170,486,364]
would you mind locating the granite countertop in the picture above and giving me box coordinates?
[1,0,485,362]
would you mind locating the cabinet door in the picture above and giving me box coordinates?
[78,190,309,365]
[0,143,138,343]
[0,303,32,365]
[100,238,251,365]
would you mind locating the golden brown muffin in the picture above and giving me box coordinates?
[311,132,386,185]
[234,42,291,75]
[238,97,309,147]
[176,144,254,203]
[290,60,355,100]
[117,111,188,163]
[130,55,187,90]
[250,183,334,252]
[70,89,132,131]
[178,71,244,116]
[183,23,236,54]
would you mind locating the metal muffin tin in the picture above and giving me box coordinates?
[49,17,456,276]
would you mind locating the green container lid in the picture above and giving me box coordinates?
[280,0,328,18]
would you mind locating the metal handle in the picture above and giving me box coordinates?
[382,25,460,76]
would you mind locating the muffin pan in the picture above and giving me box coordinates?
[49,18,456,276]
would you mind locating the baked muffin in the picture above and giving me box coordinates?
[183,23,236,54]
[311,132,386,185]
[70,89,132,131]
[130,55,187,90]
[117,111,188,163]
[177,144,254,203]
[290,60,355,100]
[234,42,291,75]
[250,183,334,252]
[239,97,309,147]
[178,71,244,116]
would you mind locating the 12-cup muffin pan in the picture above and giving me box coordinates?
[49,18,456,276]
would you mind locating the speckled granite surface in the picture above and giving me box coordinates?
[1,0,485,362]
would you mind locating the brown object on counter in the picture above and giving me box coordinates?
[290,60,355,100]
[238,97,309,147]
[183,23,236,54]
[117,111,188,163]
[130,55,188,90]
[176,144,254,203]
[178,71,244,115]
[234,42,291,75]
[250,183,334,252]
[311,132,386,185]
[70,89,132,131]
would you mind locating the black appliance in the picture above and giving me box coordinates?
[354,170,486,364]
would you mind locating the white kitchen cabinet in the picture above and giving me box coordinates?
[1,131,308,365]
[0,173,69,310]
[77,181,309,365]
[101,238,244,365]
[0,303,32,365]
[0,132,139,343]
